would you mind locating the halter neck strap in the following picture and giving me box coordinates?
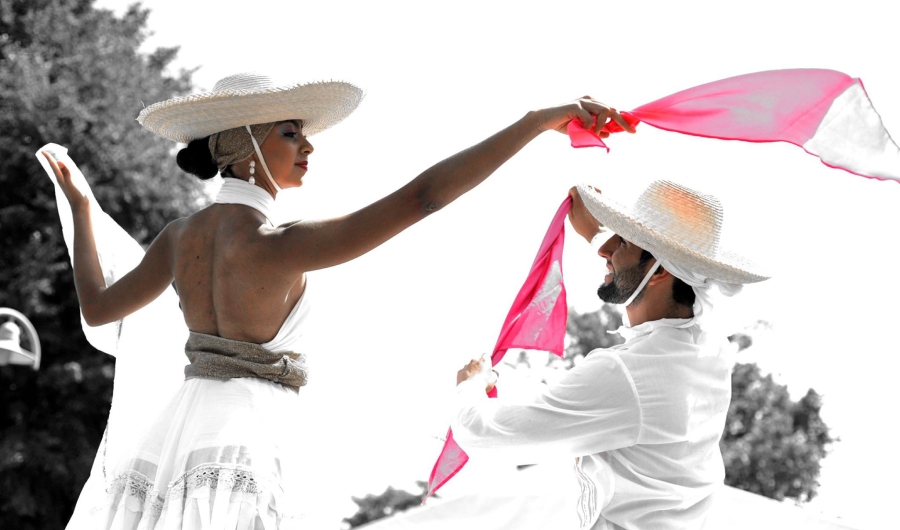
[214,177,279,225]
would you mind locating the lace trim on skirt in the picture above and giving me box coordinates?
[101,463,281,529]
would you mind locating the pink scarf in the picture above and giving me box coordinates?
[428,197,571,497]
[569,69,899,182]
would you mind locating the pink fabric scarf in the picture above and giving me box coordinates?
[427,197,571,497]
[568,68,899,182]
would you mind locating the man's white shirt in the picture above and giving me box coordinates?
[451,316,733,530]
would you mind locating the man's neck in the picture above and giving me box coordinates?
[625,300,693,327]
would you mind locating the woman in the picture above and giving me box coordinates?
[41,73,633,529]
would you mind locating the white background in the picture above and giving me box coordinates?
[93,1,900,527]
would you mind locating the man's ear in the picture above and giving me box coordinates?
[647,264,673,286]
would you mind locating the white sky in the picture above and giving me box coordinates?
[93,0,899,527]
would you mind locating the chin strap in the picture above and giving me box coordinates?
[622,259,662,307]
[245,125,281,194]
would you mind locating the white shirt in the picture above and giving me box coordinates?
[451,317,733,530]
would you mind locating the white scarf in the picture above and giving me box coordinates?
[658,258,743,325]
[616,256,742,332]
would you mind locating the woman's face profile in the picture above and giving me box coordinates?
[259,120,314,189]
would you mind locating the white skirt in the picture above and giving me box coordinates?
[91,377,302,530]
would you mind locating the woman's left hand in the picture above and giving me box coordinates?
[41,151,90,212]
[457,355,498,393]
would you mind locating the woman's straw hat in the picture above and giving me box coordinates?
[137,73,364,143]
[577,181,769,284]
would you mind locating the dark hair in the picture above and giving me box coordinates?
[639,249,696,308]
[176,136,219,180]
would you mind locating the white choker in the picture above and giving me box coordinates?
[214,178,280,225]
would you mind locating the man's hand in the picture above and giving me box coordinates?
[457,355,498,393]
[568,186,604,244]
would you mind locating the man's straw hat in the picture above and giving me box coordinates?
[577,181,769,284]
[137,73,363,143]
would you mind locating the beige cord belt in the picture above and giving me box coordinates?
[184,331,308,393]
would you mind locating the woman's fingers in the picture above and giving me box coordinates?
[609,109,636,133]
[578,98,610,133]
[42,151,75,186]
[543,96,630,137]
[41,151,65,181]
[591,109,611,134]
[577,99,635,134]
[42,151,89,208]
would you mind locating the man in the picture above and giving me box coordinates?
[452,180,769,529]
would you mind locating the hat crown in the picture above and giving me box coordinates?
[212,73,276,94]
[633,180,723,256]
[0,321,21,343]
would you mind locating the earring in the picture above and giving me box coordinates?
[248,160,256,185]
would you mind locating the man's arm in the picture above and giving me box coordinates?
[451,351,642,464]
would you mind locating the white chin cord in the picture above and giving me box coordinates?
[622,259,662,307]
[245,125,282,194]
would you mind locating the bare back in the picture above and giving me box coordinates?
[170,203,306,344]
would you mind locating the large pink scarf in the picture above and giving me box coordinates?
[426,68,898,499]
[569,69,899,181]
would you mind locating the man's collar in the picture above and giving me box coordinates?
[612,315,698,341]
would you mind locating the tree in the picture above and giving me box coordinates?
[343,481,432,529]
[565,306,624,361]
[0,1,200,528]
[721,354,835,502]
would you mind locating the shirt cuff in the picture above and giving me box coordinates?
[455,374,492,402]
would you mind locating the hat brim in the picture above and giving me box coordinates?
[137,81,364,143]
[576,184,769,284]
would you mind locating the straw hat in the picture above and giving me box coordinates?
[137,73,364,143]
[577,181,769,284]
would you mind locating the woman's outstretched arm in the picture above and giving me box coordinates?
[269,97,633,272]
[41,151,177,326]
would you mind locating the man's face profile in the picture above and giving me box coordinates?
[596,234,652,305]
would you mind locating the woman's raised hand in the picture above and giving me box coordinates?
[534,96,636,137]
[41,151,90,212]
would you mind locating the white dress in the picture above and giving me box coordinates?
[37,145,310,529]
[99,291,311,529]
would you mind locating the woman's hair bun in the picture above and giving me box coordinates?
[176,137,219,180]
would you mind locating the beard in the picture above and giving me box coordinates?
[597,261,650,305]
